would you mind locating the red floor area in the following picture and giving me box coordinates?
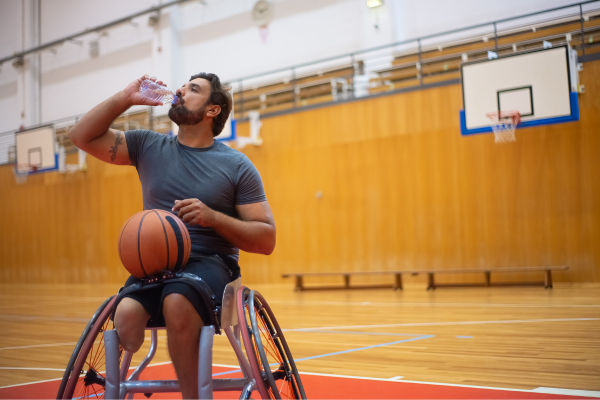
[0,364,595,399]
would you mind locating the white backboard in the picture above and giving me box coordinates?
[460,46,578,134]
[15,126,58,172]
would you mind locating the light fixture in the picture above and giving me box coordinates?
[366,0,383,8]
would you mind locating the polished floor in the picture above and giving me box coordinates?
[0,283,599,397]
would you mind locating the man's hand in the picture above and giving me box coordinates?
[122,75,167,107]
[172,199,216,227]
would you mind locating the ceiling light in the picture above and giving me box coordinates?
[366,0,383,8]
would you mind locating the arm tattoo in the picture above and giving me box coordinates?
[109,131,124,161]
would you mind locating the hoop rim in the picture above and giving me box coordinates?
[486,110,521,123]
[13,163,38,173]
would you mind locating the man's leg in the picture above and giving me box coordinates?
[163,293,204,400]
[114,298,151,353]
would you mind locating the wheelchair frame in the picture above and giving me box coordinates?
[57,278,306,400]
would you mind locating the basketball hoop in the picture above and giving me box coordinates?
[12,164,33,184]
[487,111,521,143]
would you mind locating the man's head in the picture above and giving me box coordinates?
[168,72,232,137]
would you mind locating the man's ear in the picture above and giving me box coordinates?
[206,105,221,118]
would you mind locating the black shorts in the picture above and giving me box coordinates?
[121,254,234,326]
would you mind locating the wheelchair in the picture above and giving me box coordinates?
[56,277,306,399]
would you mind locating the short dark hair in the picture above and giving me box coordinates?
[189,72,232,137]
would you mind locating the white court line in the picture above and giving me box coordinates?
[0,342,78,351]
[3,318,597,351]
[0,315,89,323]
[533,387,600,398]
[298,371,599,396]
[269,300,600,308]
[0,335,172,352]
[2,363,598,398]
[284,317,600,331]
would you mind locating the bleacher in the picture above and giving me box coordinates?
[229,6,600,119]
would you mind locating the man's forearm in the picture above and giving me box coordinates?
[69,91,131,146]
[210,212,276,255]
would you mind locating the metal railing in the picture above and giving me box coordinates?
[226,0,600,119]
[1,0,600,165]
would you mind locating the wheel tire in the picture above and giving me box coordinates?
[238,287,306,399]
[58,296,120,399]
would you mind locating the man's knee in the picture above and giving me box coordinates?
[114,297,150,353]
[163,293,203,334]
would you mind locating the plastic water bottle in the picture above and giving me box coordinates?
[140,79,178,105]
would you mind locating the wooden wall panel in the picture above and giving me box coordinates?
[0,155,143,284]
[1,61,599,285]
[239,60,600,285]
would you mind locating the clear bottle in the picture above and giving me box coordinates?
[139,79,178,105]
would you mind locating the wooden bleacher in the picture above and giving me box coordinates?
[232,64,357,119]
[282,266,569,291]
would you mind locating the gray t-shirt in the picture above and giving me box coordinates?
[126,130,267,263]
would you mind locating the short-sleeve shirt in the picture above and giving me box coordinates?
[125,130,267,269]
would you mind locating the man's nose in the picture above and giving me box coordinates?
[175,88,183,97]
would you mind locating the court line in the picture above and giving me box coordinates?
[2,363,598,398]
[4,317,595,351]
[269,300,600,308]
[0,315,90,323]
[532,387,600,397]
[284,317,600,331]
[0,342,78,351]
[0,335,171,352]
[0,377,63,389]
[295,330,425,336]
[297,371,600,396]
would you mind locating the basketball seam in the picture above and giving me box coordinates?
[137,211,152,278]
[152,210,170,270]
[165,215,185,271]
[118,214,136,265]
[182,219,191,264]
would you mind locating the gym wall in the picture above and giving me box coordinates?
[0,60,598,285]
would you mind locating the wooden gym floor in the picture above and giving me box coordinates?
[0,283,599,398]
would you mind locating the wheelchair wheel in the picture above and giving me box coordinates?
[57,296,122,400]
[238,287,306,400]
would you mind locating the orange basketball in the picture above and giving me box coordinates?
[118,209,191,279]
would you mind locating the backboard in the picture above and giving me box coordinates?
[15,126,58,173]
[460,46,579,136]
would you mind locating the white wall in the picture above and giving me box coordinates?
[0,0,583,133]
[390,0,584,43]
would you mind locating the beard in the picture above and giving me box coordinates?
[168,99,207,126]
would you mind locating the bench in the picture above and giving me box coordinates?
[281,266,569,291]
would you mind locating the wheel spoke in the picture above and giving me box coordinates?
[243,291,304,399]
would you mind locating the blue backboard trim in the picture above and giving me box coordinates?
[25,153,59,174]
[460,92,579,135]
[216,119,237,142]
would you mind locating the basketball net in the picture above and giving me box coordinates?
[487,111,521,144]
[259,24,269,43]
[12,164,34,184]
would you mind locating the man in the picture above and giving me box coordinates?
[69,73,275,399]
